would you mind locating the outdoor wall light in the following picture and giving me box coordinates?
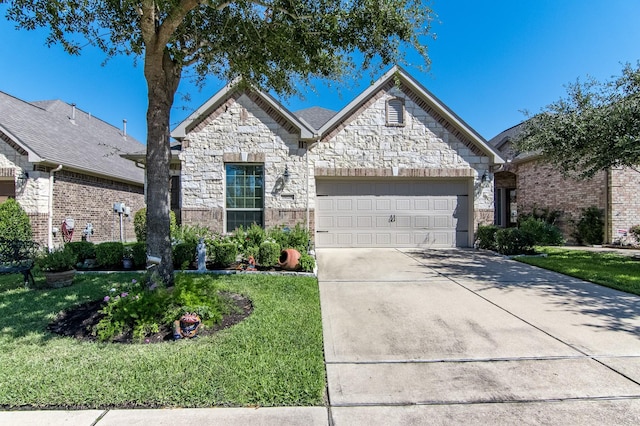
[481,170,488,183]
[283,165,290,182]
[17,171,29,181]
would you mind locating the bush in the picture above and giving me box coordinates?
[574,206,604,245]
[494,228,535,256]
[131,242,147,267]
[519,206,562,225]
[213,242,238,268]
[518,217,564,246]
[630,225,640,242]
[0,198,32,241]
[266,226,289,250]
[286,223,311,252]
[298,253,316,272]
[245,223,266,248]
[173,242,196,270]
[258,241,280,266]
[95,242,124,267]
[133,208,177,242]
[475,225,498,250]
[36,246,76,272]
[176,224,214,245]
[65,241,96,263]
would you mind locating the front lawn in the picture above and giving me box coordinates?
[0,272,325,409]
[515,247,640,295]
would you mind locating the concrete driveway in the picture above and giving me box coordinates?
[318,248,640,425]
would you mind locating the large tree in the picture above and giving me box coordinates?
[516,62,640,180]
[4,0,433,284]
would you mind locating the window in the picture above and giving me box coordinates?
[0,180,15,203]
[386,98,405,126]
[225,164,264,232]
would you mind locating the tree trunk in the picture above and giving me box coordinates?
[144,48,181,286]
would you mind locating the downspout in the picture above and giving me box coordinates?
[48,165,63,251]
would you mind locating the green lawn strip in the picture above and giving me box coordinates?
[0,273,325,408]
[515,247,640,295]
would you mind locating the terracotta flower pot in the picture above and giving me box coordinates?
[278,248,301,270]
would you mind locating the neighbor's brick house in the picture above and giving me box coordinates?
[127,67,504,248]
[490,123,640,243]
[0,92,146,248]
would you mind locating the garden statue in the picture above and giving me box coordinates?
[173,313,202,340]
[247,255,256,271]
[197,238,206,272]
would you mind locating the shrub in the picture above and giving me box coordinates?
[266,226,289,249]
[133,208,177,242]
[519,206,562,225]
[213,242,238,268]
[131,242,147,267]
[258,241,280,266]
[475,225,498,250]
[173,242,196,270]
[286,223,311,252]
[65,241,96,263]
[630,225,640,242]
[298,253,316,272]
[243,245,260,261]
[95,242,124,267]
[36,246,76,272]
[518,217,564,246]
[494,228,535,256]
[245,223,266,248]
[176,224,214,245]
[574,206,604,245]
[0,198,32,241]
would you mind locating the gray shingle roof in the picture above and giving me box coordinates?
[0,91,145,184]
[293,106,337,131]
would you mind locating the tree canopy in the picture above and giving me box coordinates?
[4,0,434,284]
[516,62,640,179]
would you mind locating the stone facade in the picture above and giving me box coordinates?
[179,92,309,233]
[179,82,495,243]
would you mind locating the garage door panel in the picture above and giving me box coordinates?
[316,179,469,248]
[357,199,372,210]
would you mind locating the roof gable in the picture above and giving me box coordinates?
[319,66,504,164]
[171,82,316,140]
[0,91,145,184]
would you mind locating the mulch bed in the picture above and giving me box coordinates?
[47,292,253,344]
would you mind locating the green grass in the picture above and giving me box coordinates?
[0,271,325,409]
[515,247,640,295]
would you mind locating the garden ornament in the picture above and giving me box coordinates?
[197,238,206,271]
[173,313,202,340]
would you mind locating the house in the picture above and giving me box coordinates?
[130,66,503,248]
[489,123,640,243]
[0,91,146,248]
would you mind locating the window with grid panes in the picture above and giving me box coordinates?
[225,164,264,232]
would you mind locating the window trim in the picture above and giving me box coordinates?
[385,97,405,127]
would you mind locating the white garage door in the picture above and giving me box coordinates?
[315,179,469,248]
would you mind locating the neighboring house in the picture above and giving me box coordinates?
[0,91,146,248]
[489,123,640,244]
[127,66,504,248]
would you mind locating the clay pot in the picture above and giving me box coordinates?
[44,269,76,288]
[278,248,301,270]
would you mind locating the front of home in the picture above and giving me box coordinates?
[169,67,504,248]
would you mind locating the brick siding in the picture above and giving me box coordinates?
[47,170,145,246]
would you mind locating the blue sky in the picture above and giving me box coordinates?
[1,0,639,144]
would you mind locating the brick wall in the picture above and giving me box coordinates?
[47,170,145,246]
[610,167,640,241]
[515,160,607,243]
